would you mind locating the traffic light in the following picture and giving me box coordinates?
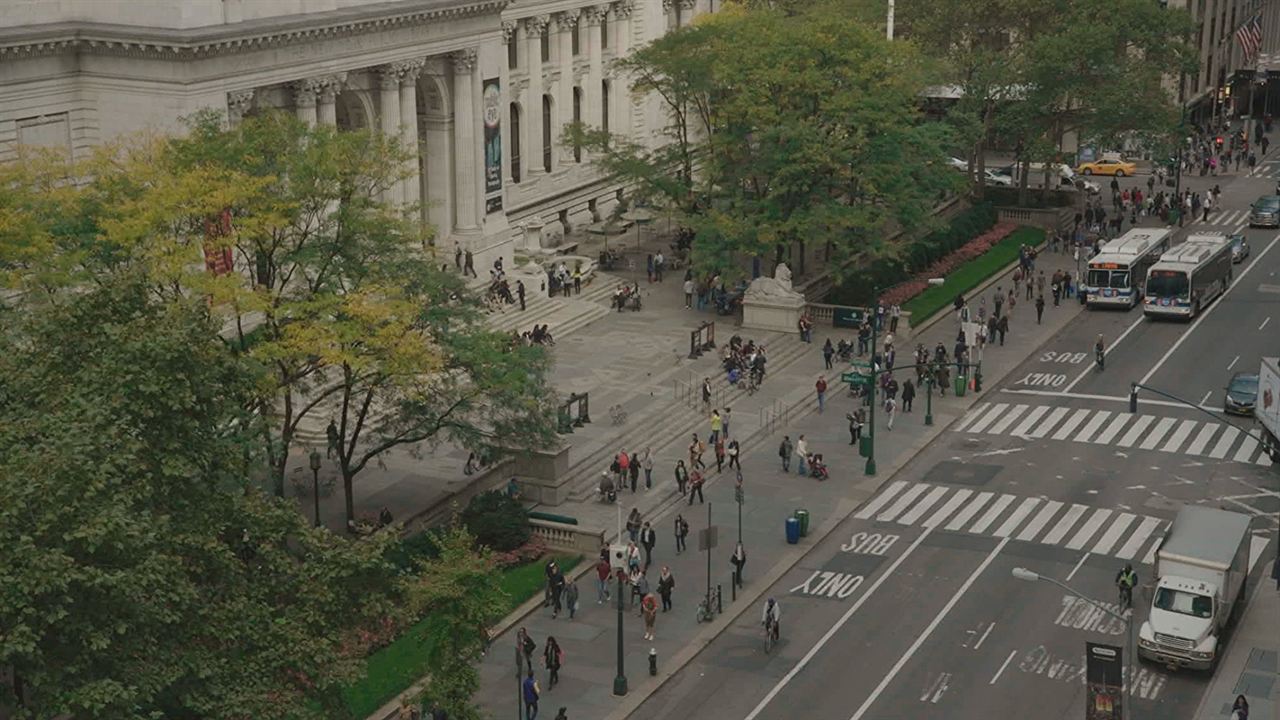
[1128,385,1138,413]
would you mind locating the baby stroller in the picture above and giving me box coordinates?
[808,454,829,481]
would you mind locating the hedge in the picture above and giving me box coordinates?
[901,226,1047,324]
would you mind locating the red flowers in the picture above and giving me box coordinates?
[881,223,1018,306]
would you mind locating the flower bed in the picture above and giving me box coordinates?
[881,222,1018,307]
[900,226,1046,324]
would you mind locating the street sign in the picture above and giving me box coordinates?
[832,307,865,328]
[842,371,871,386]
[697,525,719,552]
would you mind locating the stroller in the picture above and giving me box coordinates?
[808,454,829,481]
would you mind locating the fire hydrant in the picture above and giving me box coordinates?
[649,648,657,676]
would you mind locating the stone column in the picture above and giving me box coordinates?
[662,0,677,31]
[555,11,578,167]
[227,89,255,126]
[452,49,481,234]
[610,1,634,137]
[584,6,606,131]
[500,21,517,185]
[397,60,426,211]
[678,0,695,25]
[378,66,404,203]
[525,15,550,176]
[293,80,319,127]
[316,74,345,126]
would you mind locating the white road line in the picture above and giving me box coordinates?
[1010,406,1049,436]
[744,528,936,720]
[1257,453,1273,468]
[1073,410,1113,443]
[1016,500,1064,542]
[987,404,1028,435]
[877,484,931,522]
[1209,426,1240,459]
[1233,435,1260,463]
[1160,419,1199,453]
[1139,233,1280,386]
[1116,517,1162,560]
[1117,415,1155,448]
[1063,315,1145,394]
[967,494,1017,534]
[1228,355,1240,370]
[1093,414,1132,445]
[1185,423,1220,456]
[1201,390,1213,405]
[1066,509,1114,550]
[1029,407,1071,438]
[1042,504,1089,546]
[974,622,994,650]
[848,538,1010,720]
[1090,512,1136,555]
[1141,535,1163,565]
[924,489,973,528]
[952,403,990,433]
[1065,551,1091,582]
[1138,417,1177,450]
[994,498,1041,538]
[990,649,1017,685]
[853,480,908,519]
[1261,317,1271,331]
[897,486,950,526]
[1000,388,1231,414]
[1051,408,1093,441]
[968,403,1010,434]
[945,492,995,531]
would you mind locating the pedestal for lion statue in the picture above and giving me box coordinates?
[742,264,806,334]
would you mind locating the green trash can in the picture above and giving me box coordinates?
[954,375,968,397]
[795,509,810,537]
[859,435,872,457]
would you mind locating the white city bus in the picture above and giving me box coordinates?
[1143,233,1234,320]
[1083,228,1173,309]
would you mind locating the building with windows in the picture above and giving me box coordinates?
[0,0,707,269]
[1165,0,1280,123]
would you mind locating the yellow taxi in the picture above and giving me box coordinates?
[1076,158,1137,177]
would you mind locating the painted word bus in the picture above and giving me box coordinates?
[1143,232,1234,320]
[1084,228,1172,309]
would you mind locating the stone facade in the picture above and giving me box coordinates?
[0,0,707,270]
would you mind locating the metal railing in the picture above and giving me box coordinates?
[672,375,729,413]
[758,398,790,437]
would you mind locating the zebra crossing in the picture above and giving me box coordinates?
[955,402,1273,467]
[1247,161,1280,179]
[854,480,1168,564]
[1190,208,1251,228]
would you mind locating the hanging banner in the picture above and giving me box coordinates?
[482,78,502,196]
[1085,642,1123,720]
[202,208,235,276]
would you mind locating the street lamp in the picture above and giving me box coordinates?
[309,450,322,528]
[1012,568,1133,720]
[613,571,628,696]
[864,298,879,477]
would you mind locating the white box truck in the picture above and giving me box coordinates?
[1137,506,1251,670]
[1257,357,1280,462]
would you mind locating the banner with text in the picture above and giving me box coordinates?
[483,78,502,199]
[1085,642,1123,720]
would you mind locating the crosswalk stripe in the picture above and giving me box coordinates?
[1011,406,1050,436]
[968,494,1017,534]
[1141,535,1163,565]
[1116,517,1162,560]
[1186,423,1219,456]
[1093,414,1132,445]
[968,403,1010,434]
[1042,504,1089,545]
[987,404,1029,435]
[1091,512,1137,555]
[1233,435,1260,463]
[953,403,991,433]
[1258,453,1273,467]
[1160,419,1199,453]
[944,491,995,531]
[1073,410,1113,442]
[994,497,1041,538]
[1051,408,1092,441]
[1209,426,1240,458]
[1117,415,1154,447]
[1138,417,1177,450]
[923,488,973,527]
[1017,500,1063,542]
[854,480,908,519]
[1029,407,1071,438]
[1066,509,1114,550]
[876,483,931,522]
[897,486,950,525]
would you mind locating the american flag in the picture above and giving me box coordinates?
[1235,13,1263,64]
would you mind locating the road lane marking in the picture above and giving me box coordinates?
[1261,317,1271,331]
[1090,512,1136,555]
[1001,388,1230,414]
[897,486,949,525]
[1200,390,1212,405]
[974,622,994,650]
[848,538,1010,720]
[1139,232,1280,386]
[1063,314,1145,394]
[1116,517,1163,560]
[1228,355,1240,370]
[1065,551,1090,582]
[1208,426,1240,458]
[1029,406,1071,438]
[1065,509,1113,550]
[990,649,1017,685]
[877,484,931,522]
[1233,435,1260,463]
[922,488,973,528]
[854,480,908,519]
[987,404,1028,434]
[1010,405,1049,436]
[1051,408,1092,440]
[1117,416,1154,447]
[952,403,990,433]
[1073,410,1113,442]
[968,403,1009,433]
[744,528,936,720]
[1160,419,1198,453]
[1137,417,1177,450]
[1016,500,1063,542]
[967,494,1017,534]
[1185,423,1219,456]
[1093,414,1132,445]
[1141,535,1162,565]
[994,497,1041,538]
[944,492,994,531]
[1043,505,1089,546]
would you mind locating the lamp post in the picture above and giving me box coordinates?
[924,374,934,426]
[1012,568,1133,720]
[613,571,628,696]
[309,450,322,528]
[734,472,744,544]
[864,300,878,477]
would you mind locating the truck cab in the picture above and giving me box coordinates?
[1141,577,1219,668]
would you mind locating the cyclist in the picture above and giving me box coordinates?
[1116,563,1137,609]
[761,597,781,642]
[1095,334,1106,370]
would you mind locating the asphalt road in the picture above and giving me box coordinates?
[628,160,1280,720]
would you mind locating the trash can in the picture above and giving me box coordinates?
[954,375,968,397]
[785,516,801,544]
[795,509,810,537]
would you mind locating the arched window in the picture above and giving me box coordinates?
[572,87,583,163]
[542,94,553,173]
[510,102,522,183]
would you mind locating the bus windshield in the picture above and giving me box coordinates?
[1088,269,1130,289]
[1147,270,1189,298]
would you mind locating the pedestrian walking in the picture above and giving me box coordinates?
[997,314,1008,346]
[454,242,463,272]
[846,408,864,444]
[518,627,537,670]
[640,521,657,569]
[1035,295,1045,324]
[674,514,690,554]
[549,564,565,619]
[714,437,726,473]
[657,566,675,611]
[993,287,1004,319]
[815,376,828,413]
[642,447,654,490]
[628,451,640,492]
[730,541,747,587]
[626,508,641,542]
[689,434,706,471]
[1036,270,1046,297]
[902,379,915,412]
[522,670,540,720]
[517,280,526,311]
[617,450,631,493]
[625,541,642,573]
[710,409,723,444]
[890,303,901,332]
[674,460,689,496]
[464,249,477,279]
[683,278,694,309]
[822,338,835,369]
[795,435,809,475]
[595,557,612,603]
[722,407,732,438]
[885,396,897,430]
[629,567,646,607]
[543,560,559,608]
[687,469,705,504]
[641,593,659,640]
[564,578,579,619]
[727,438,741,470]
[543,637,563,688]
[779,435,793,472]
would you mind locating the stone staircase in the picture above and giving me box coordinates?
[483,272,624,340]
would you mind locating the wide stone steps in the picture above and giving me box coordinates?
[483,272,623,337]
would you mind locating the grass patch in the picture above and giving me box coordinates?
[339,554,582,719]
[902,226,1046,325]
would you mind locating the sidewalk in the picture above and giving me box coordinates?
[465,246,1087,720]
[1193,572,1280,720]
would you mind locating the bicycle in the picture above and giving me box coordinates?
[609,404,628,425]
[1118,583,1132,612]
[763,618,779,653]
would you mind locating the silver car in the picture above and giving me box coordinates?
[1228,234,1249,263]
[1249,196,1280,228]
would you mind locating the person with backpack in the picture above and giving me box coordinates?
[522,670,540,720]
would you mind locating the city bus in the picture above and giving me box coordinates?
[1143,233,1234,320]
[1083,228,1172,309]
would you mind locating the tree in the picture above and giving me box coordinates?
[0,279,414,720]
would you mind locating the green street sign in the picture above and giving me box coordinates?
[841,371,871,386]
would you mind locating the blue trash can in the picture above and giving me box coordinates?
[785,516,801,544]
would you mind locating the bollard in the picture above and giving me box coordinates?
[649,648,657,676]
[717,584,723,613]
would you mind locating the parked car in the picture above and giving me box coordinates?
[1077,158,1137,176]
[983,169,1014,186]
[1228,233,1250,263]
[947,156,970,172]
[1249,195,1280,228]
[1223,372,1258,416]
